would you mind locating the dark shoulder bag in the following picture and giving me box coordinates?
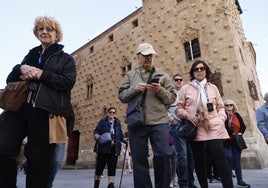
[177,119,197,141]
[125,67,155,131]
[233,134,247,151]
[176,93,197,141]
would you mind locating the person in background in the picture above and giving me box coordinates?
[168,73,197,188]
[176,60,233,188]
[118,42,176,188]
[168,126,176,188]
[16,138,28,172]
[256,92,268,144]
[123,132,132,174]
[232,170,236,178]
[223,99,250,188]
[0,16,76,188]
[93,107,126,188]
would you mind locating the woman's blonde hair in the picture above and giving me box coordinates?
[224,99,238,113]
[33,16,63,42]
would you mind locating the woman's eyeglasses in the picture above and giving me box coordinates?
[193,66,206,72]
[174,78,183,82]
[225,104,233,107]
[37,27,55,32]
[109,111,116,114]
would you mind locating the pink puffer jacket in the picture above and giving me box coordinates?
[177,81,229,141]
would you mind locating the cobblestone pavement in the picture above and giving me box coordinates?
[17,168,268,188]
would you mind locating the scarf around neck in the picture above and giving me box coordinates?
[194,78,208,111]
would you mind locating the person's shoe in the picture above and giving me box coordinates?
[94,179,100,188]
[107,182,115,188]
[169,182,174,188]
[237,181,251,188]
[208,178,221,183]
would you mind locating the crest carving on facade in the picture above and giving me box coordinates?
[120,56,132,76]
[215,0,229,16]
[180,25,199,43]
[120,56,131,68]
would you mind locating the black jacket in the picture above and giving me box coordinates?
[6,43,76,118]
[93,117,126,156]
[225,112,246,138]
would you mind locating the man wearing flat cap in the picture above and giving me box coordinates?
[256,92,268,144]
[118,42,176,188]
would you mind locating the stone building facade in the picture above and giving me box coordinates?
[65,0,268,169]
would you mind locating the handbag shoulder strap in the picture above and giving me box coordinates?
[141,67,155,106]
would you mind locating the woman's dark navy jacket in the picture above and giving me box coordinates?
[6,43,76,118]
[93,117,126,156]
[225,112,246,138]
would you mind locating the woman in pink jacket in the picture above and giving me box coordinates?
[176,60,233,188]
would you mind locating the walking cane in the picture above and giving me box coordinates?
[119,142,128,188]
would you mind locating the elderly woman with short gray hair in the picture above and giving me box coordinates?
[0,16,76,188]
[223,99,250,188]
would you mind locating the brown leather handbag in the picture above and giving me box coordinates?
[0,81,28,111]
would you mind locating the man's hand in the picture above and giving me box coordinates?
[147,83,161,93]
[135,82,147,92]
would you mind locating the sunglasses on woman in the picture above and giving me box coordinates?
[193,66,206,72]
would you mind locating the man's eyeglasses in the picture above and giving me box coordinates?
[109,111,116,114]
[37,27,55,32]
[225,104,233,107]
[174,78,183,82]
[193,66,206,72]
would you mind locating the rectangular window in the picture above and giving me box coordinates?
[89,46,94,54]
[132,19,138,28]
[183,38,201,61]
[191,38,201,58]
[109,34,113,42]
[87,83,93,98]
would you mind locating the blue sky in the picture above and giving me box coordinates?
[0,0,267,97]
